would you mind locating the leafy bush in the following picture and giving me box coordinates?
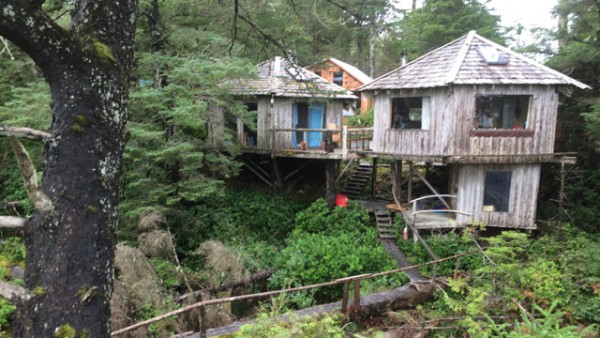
[270,199,406,307]
[396,232,482,276]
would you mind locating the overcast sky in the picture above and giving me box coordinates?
[395,0,558,45]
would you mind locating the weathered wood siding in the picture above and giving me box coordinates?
[455,164,540,228]
[256,96,271,148]
[456,86,558,156]
[372,85,559,158]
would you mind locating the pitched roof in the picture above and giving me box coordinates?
[224,56,357,99]
[360,31,590,91]
[312,58,373,85]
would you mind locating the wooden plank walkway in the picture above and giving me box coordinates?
[379,239,424,282]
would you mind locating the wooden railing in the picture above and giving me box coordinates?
[409,195,473,226]
[269,126,373,159]
[111,251,478,337]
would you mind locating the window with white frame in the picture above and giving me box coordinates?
[391,97,430,130]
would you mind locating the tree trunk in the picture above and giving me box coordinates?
[0,1,137,336]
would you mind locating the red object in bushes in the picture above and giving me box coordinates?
[403,226,409,240]
[335,194,348,207]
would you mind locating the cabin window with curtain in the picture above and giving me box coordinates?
[333,71,344,86]
[475,95,530,129]
[391,97,431,130]
[483,171,511,212]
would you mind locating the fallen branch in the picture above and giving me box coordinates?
[0,216,25,228]
[178,269,274,302]
[10,137,54,214]
[0,280,31,303]
[0,125,54,142]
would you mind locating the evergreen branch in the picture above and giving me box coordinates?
[10,137,54,215]
[0,280,32,303]
[0,125,54,142]
[237,13,290,59]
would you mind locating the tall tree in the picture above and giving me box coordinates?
[398,0,504,59]
[542,0,600,233]
[0,0,137,336]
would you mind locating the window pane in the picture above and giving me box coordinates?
[483,171,511,212]
[333,71,343,86]
[476,95,530,129]
[391,97,429,130]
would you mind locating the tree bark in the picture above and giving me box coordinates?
[0,1,137,336]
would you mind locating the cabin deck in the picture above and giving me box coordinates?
[357,200,460,229]
[240,146,356,160]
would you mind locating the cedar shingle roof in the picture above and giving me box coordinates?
[311,57,373,85]
[360,31,590,91]
[224,56,357,99]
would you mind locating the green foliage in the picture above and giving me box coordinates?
[236,311,344,338]
[0,238,26,265]
[396,231,481,276]
[0,298,15,331]
[398,0,505,59]
[483,301,595,338]
[346,108,374,127]
[270,199,406,307]
[149,259,182,291]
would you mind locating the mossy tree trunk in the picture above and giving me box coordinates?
[0,1,137,336]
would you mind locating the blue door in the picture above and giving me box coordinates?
[292,102,324,148]
[307,103,324,148]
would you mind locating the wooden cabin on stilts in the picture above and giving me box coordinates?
[212,56,370,207]
[357,30,590,237]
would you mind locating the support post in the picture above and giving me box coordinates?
[342,126,348,159]
[408,161,414,203]
[325,160,337,210]
[272,158,283,189]
[558,160,565,241]
[371,157,378,197]
[199,304,207,338]
[353,279,361,308]
[391,160,403,204]
[341,280,350,313]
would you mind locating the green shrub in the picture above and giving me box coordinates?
[270,199,406,307]
[236,312,344,338]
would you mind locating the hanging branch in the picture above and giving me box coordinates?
[0,36,14,60]
[0,125,54,142]
[9,137,54,215]
[228,0,239,55]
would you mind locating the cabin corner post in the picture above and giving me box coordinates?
[342,126,348,159]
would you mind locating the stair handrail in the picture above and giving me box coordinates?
[335,158,356,185]
[392,189,439,280]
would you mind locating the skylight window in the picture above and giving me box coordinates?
[476,46,508,65]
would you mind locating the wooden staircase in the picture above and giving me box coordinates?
[374,208,395,239]
[341,164,372,199]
